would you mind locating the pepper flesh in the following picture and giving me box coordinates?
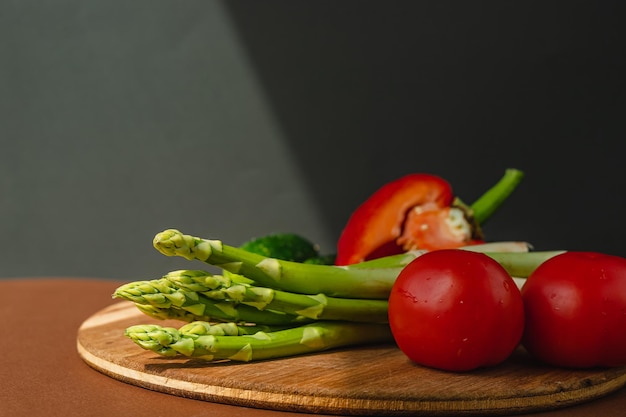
[335,174,480,265]
[397,205,482,252]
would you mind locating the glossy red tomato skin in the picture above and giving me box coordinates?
[521,251,626,368]
[388,249,524,372]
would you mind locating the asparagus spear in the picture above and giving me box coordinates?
[125,320,393,362]
[153,229,400,299]
[131,304,300,335]
[166,269,390,323]
[113,277,311,326]
[153,229,564,299]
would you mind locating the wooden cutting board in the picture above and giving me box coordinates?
[77,302,626,416]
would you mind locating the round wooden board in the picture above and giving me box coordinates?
[77,302,626,416]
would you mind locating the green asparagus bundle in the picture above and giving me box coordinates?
[118,229,564,362]
[125,320,393,362]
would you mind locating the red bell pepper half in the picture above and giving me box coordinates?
[335,169,524,265]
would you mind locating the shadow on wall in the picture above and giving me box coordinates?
[223,1,626,255]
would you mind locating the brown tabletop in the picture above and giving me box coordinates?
[2,278,625,417]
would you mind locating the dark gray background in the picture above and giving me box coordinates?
[1,1,624,281]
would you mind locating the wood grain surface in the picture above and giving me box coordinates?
[77,302,626,416]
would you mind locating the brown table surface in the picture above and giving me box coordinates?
[2,277,626,417]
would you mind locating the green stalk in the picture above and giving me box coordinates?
[347,241,531,270]
[125,320,393,362]
[166,270,389,323]
[153,229,400,299]
[113,277,311,326]
[485,250,566,278]
[470,168,525,225]
[131,305,298,333]
[153,229,561,299]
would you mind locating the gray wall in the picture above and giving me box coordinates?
[1,1,625,281]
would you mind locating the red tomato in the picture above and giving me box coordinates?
[388,249,524,372]
[521,251,626,368]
